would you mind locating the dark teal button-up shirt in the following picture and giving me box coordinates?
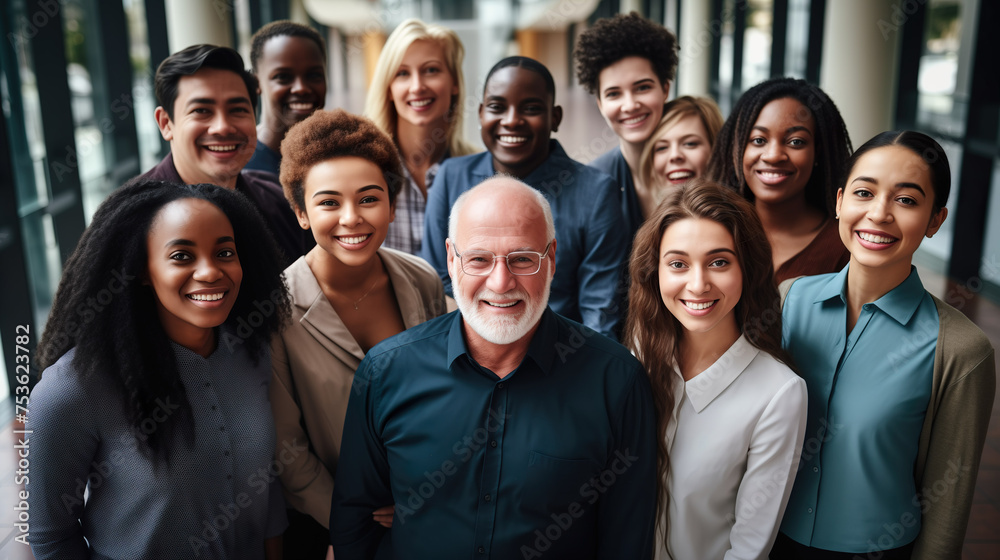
[780,266,937,552]
[330,309,657,559]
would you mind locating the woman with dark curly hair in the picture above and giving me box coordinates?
[624,180,807,559]
[574,11,678,237]
[707,77,853,283]
[29,179,291,559]
[273,109,445,557]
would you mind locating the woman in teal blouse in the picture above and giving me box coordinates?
[773,131,995,559]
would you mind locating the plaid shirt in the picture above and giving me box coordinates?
[383,157,444,255]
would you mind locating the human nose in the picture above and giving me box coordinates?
[500,106,521,127]
[290,76,307,94]
[484,256,517,293]
[669,143,685,162]
[686,266,709,294]
[208,111,237,136]
[193,257,224,283]
[339,203,363,227]
[866,195,893,223]
[761,140,785,163]
[408,73,425,93]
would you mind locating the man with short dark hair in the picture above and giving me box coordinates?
[138,44,312,265]
[331,177,657,559]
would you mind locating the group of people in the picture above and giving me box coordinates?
[25,10,994,560]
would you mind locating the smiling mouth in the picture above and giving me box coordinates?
[484,300,519,308]
[409,98,434,107]
[188,292,225,301]
[498,135,528,144]
[857,231,897,244]
[621,114,648,125]
[683,300,717,310]
[667,170,695,181]
[205,144,239,152]
[287,102,315,111]
[337,234,371,245]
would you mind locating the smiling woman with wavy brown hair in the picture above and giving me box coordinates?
[625,179,806,559]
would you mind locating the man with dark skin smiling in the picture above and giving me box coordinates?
[137,44,312,266]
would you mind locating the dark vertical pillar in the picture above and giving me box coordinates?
[770,0,788,77]
[804,0,825,85]
[28,0,87,265]
[894,0,926,129]
[948,0,1000,283]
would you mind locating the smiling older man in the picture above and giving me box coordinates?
[330,176,657,559]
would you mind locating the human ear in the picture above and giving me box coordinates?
[925,207,948,238]
[155,106,173,141]
[551,105,563,133]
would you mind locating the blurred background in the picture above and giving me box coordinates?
[0,0,998,555]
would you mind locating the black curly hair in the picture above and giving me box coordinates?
[573,11,678,95]
[37,179,290,464]
[250,20,327,74]
[706,77,853,218]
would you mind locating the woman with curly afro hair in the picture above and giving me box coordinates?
[273,108,446,557]
[574,11,678,238]
[29,179,291,559]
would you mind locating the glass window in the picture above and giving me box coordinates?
[783,0,810,79]
[914,138,961,266]
[124,0,164,172]
[916,0,965,136]
[981,158,1000,288]
[742,0,773,90]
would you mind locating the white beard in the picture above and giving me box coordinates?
[454,276,551,345]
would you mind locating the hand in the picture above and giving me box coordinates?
[373,505,395,528]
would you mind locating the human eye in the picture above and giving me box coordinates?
[896,195,918,206]
[748,136,766,146]
[394,68,409,79]
[666,260,687,270]
[709,258,730,268]
[523,104,544,114]
[852,188,873,198]
[424,66,441,75]
[360,195,380,204]
[169,251,192,262]
[485,102,504,113]
[636,83,652,92]
[788,137,808,147]
[218,247,237,258]
[191,107,211,116]
[683,140,701,148]
[654,143,669,152]
[319,199,340,207]
[273,72,292,83]
[603,90,620,100]
[308,71,325,81]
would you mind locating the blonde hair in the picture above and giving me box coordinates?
[364,18,476,157]
[639,96,724,189]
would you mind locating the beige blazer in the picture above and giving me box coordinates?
[270,248,446,528]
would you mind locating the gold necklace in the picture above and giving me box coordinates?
[348,277,379,310]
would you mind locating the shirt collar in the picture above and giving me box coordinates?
[474,140,568,183]
[444,307,557,374]
[813,264,926,325]
[683,335,759,413]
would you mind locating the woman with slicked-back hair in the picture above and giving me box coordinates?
[707,77,853,283]
[773,131,994,560]
[29,179,290,559]
[365,18,477,255]
[625,179,807,559]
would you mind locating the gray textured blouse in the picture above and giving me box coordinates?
[28,337,287,559]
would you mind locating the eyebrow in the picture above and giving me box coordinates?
[165,236,235,247]
[185,97,252,108]
[751,125,813,136]
[311,185,386,198]
[850,176,927,196]
[662,248,737,258]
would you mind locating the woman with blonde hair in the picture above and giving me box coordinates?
[637,95,724,218]
[365,18,477,254]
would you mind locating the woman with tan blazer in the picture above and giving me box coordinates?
[270,110,446,557]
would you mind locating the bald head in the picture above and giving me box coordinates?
[448,175,555,244]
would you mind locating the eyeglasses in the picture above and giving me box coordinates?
[453,241,553,276]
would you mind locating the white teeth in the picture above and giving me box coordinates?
[189,293,224,301]
[486,301,517,308]
[409,99,433,107]
[499,135,527,143]
[858,232,895,244]
[667,171,694,180]
[684,300,715,310]
[288,102,313,111]
[205,145,237,152]
[338,235,369,244]
[759,171,788,179]
[622,115,647,125]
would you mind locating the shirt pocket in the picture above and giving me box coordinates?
[522,451,600,514]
